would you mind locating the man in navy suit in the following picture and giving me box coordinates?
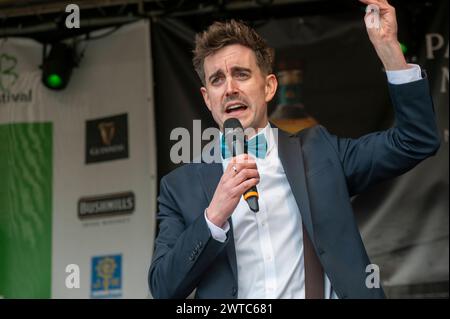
[149,0,440,299]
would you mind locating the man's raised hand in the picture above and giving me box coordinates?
[359,0,409,70]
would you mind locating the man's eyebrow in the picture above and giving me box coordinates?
[231,66,251,73]
[207,66,252,83]
[208,70,224,83]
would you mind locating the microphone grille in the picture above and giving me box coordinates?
[223,118,243,132]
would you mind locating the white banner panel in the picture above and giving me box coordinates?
[0,19,156,298]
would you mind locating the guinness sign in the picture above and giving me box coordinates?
[86,113,129,164]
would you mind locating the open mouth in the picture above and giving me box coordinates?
[225,103,248,114]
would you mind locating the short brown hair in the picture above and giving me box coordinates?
[193,19,274,85]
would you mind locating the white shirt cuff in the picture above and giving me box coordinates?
[386,64,422,85]
[204,209,230,243]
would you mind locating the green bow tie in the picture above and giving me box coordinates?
[221,133,268,159]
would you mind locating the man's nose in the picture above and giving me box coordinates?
[225,77,239,97]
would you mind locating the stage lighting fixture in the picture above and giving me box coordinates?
[42,42,76,90]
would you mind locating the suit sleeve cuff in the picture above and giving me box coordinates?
[386,64,422,85]
[204,209,230,243]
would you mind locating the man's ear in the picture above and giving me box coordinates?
[264,74,278,103]
[200,87,212,111]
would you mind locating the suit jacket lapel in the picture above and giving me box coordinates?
[274,125,315,240]
[197,163,222,203]
[196,162,238,282]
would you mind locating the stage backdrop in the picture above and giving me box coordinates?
[151,1,448,298]
[0,20,157,298]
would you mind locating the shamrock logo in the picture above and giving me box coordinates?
[0,53,19,92]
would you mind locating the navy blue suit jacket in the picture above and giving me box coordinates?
[149,78,440,299]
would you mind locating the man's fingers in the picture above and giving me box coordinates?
[235,161,257,172]
[359,0,389,6]
[359,0,390,11]
[230,154,257,165]
[364,8,381,29]
[233,168,259,186]
[230,154,250,163]
[232,178,260,197]
[227,156,257,175]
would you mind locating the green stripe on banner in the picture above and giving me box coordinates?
[0,122,52,298]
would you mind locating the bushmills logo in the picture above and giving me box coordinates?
[78,191,135,219]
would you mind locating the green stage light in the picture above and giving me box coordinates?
[46,74,63,88]
[42,42,76,90]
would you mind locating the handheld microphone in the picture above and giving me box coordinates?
[223,118,259,213]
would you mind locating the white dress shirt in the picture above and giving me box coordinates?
[205,65,422,299]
